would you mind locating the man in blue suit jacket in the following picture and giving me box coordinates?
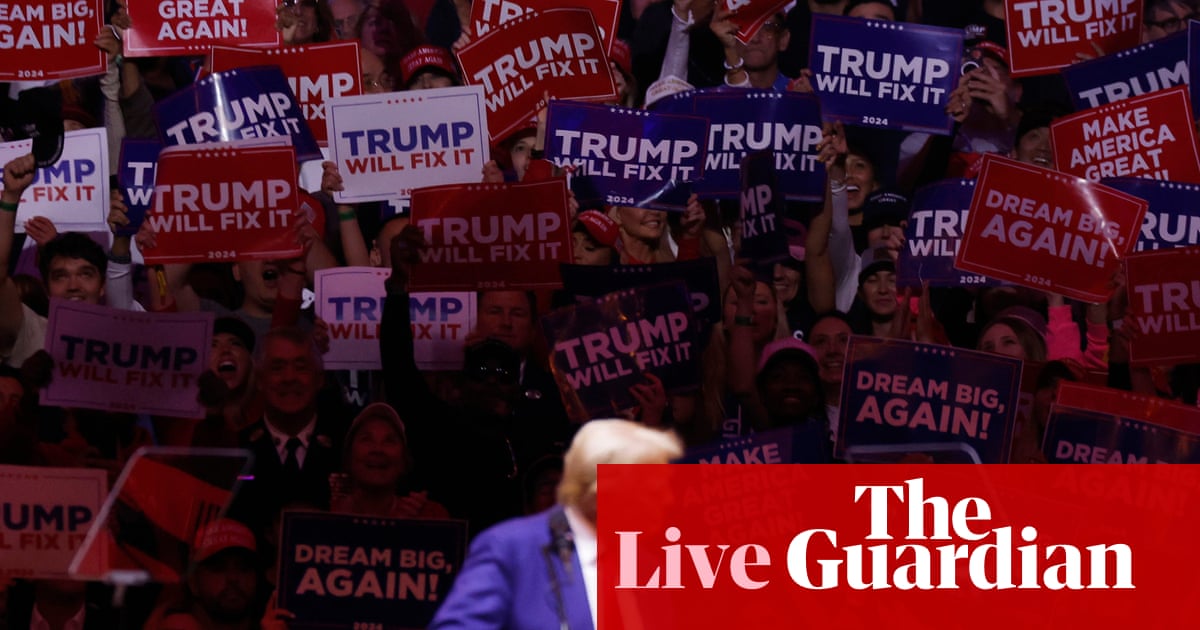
[430,419,685,630]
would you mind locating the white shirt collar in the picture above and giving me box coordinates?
[564,504,597,629]
[264,415,318,466]
[31,603,86,630]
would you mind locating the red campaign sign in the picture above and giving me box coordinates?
[469,0,622,55]
[598,464,1200,629]
[456,8,618,143]
[1055,382,1200,430]
[0,0,106,80]
[142,144,303,265]
[1004,0,1142,77]
[211,42,363,146]
[408,179,572,291]
[125,0,279,57]
[955,155,1146,303]
[1125,246,1200,367]
[1050,86,1200,184]
[725,0,790,43]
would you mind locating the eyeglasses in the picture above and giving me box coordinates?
[1145,13,1197,32]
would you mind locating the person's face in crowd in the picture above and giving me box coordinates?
[860,270,897,318]
[844,153,878,211]
[848,1,896,20]
[209,333,252,393]
[760,356,821,422]
[1013,127,1053,168]
[979,322,1026,359]
[477,291,533,355]
[372,216,410,267]
[773,263,801,303]
[1144,0,1194,41]
[46,256,105,304]
[572,232,611,265]
[0,376,22,426]
[361,48,394,94]
[742,17,790,72]
[233,260,287,314]
[723,281,779,345]
[866,223,906,257]
[462,355,521,417]
[360,5,399,57]
[615,206,667,242]
[610,63,631,103]
[330,0,366,40]
[410,70,454,90]
[259,337,322,417]
[509,135,535,181]
[190,553,257,624]
[288,2,319,42]
[348,417,407,490]
[808,316,851,387]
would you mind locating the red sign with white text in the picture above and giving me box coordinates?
[955,155,1146,302]
[1055,381,1200,429]
[1125,246,1200,367]
[408,179,573,291]
[470,0,622,55]
[1004,0,1142,77]
[211,42,363,146]
[142,144,303,265]
[456,8,617,143]
[598,464,1200,629]
[125,0,279,57]
[725,0,791,43]
[1050,86,1200,184]
[0,0,105,80]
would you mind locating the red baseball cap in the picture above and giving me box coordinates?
[609,39,632,80]
[575,210,619,248]
[192,519,256,564]
[400,45,458,86]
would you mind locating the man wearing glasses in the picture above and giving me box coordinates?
[712,10,792,90]
[1143,0,1197,41]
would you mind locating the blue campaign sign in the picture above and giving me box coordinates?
[546,101,707,211]
[277,511,468,630]
[1062,31,1188,110]
[1101,177,1200,251]
[809,15,963,135]
[649,88,826,202]
[154,66,322,162]
[678,424,830,464]
[1044,407,1200,464]
[1191,21,1200,119]
[543,282,701,417]
[116,139,162,237]
[896,178,998,288]
[558,258,721,325]
[836,336,1022,463]
[739,151,789,272]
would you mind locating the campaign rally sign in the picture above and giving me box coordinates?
[1061,30,1187,109]
[808,15,962,135]
[125,0,279,56]
[559,258,721,325]
[278,511,467,630]
[1125,246,1200,366]
[546,101,707,210]
[1046,383,1200,464]
[0,0,105,80]
[837,336,1022,464]
[1050,85,1200,184]
[211,41,363,146]
[896,179,996,288]
[0,128,109,233]
[955,155,1146,303]
[1004,0,1141,77]
[408,179,573,291]
[456,8,617,143]
[723,0,790,43]
[116,138,163,237]
[327,86,489,204]
[141,143,303,265]
[1103,177,1200,251]
[154,66,322,162]
[678,425,830,464]
[42,301,213,418]
[0,465,107,579]
[315,267,477,371]
[653,89,825,201]
[543,282,700,417]
[739,151,789,270]
[470,0,621,54]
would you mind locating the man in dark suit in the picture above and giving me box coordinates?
[429,419,684,630]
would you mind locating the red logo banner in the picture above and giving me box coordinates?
[1125,246,1200,366]
[469,0,621,55]
[1055,381,1200,428]
[125,0,280,57]
[955,155,1146,302]
[0,0,105,80]
[408,179,573,291]
[1004,0,1141,77]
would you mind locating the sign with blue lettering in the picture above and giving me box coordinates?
[558,258,721,325]
[809,15,963,135]
[327,86,490,204]
[117,139,163,237]
[0,465,107,580]
[543,282,701,418]
[739,151,789,272]
[0,128,110,233]
[678,424,831,464]
[1044,407,1200,464]
[315,267,476,371]
[154,66,322,162]
[896,178,998,288]
[546,101,706,211]
[837,336,1022,463]
[651,89,825,201]
[1062,31,1187,110]
[1101,177,1200,251]
[278,511,467,630]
